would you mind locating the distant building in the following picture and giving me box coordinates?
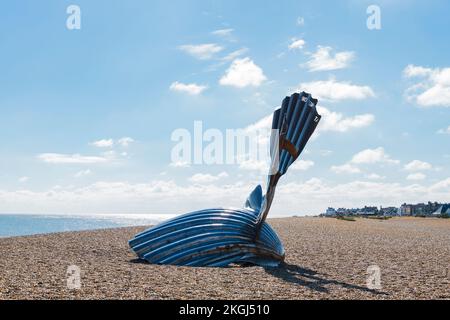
[400,202,441,216]
[325,207,336,216]
[323,202,446,218]
[400,203,413,216]
[432,204,450,216]
[380,206,399,216]
[357,206,378,216]
[425,202,441,215]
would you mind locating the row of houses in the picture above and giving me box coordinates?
[399,202,448,216]
[325,206,379,216]
[323,202,450,217]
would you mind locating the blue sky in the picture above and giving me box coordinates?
[0,0,449,215]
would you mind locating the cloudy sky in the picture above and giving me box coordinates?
[1,0,449,216]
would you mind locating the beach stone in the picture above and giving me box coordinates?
[0,217,449,299]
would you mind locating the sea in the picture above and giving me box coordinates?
[0,213,178,238]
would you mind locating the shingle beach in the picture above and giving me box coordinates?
[1,217,449,299]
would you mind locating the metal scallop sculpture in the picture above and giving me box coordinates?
[129,92,321,267]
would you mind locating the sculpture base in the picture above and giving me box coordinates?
[128,208,285,267]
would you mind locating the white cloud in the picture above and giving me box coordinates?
[406,173,426,181]
[188,172,228,184]
[351,147,399,165]
[288,38,305,50]
[403,64,450,107]
[244,113,273,133]
[5,177,450,215]
[296,16,305,26]
[366,173,385,180]
[332,148,398,175]
[317,106,375,132]
[238,159,268,172]
[236,108,374,181]
[38,153,109,164]
[242,92,270,107]
[297,79,375,101]
[178,43,223,60]
[221,48,249,61]
[90,139,114,148]
[416,85,450,107]
[219,57,267,88]
[90,138,134,148]
[102,150,117,157]
[239,107,373,173]
[331,163,361,174]
[304,46,355,72]
[74,169,91,178]
[404,160,432,171]
[170,81,208,95]
[291,160,314,171]
[18,176,29,183]
[228,114,273,173]
[0,180,254,215]
[211,28,234,37]
[118,137,134,147]
[437,125,450,134]
[403,65,433,78]
[169,160,191,168]
[319,150,333,156]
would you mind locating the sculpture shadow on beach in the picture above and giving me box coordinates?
[130,258,147,264]
[264,262,388,296]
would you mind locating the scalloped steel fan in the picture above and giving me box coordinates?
[129,92,321,267]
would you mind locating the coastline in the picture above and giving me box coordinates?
[1,217,449,300]
[0,213,177,238]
